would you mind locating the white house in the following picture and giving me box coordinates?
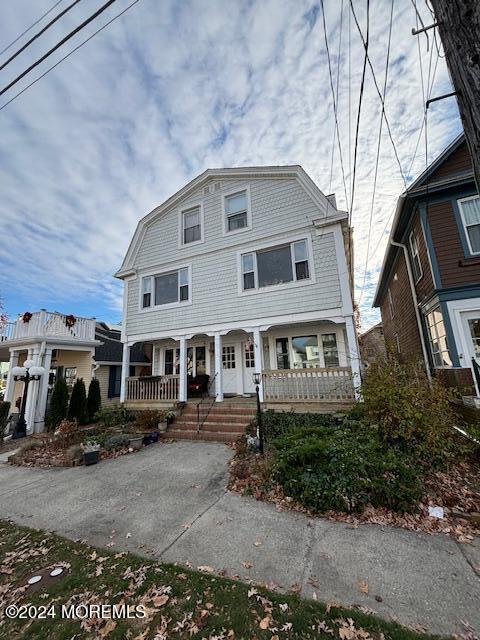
[115,166,360,409]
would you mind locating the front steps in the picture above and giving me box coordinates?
[167,398,256,442]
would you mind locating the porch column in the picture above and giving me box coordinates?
[25,345,41,434]
[179,336,187,402]
[120,342,130,402]
[34,347,53,433]
[345,316,361,399]
[214,333,223,402]
[4,350,19,405]
[253,328,264,402]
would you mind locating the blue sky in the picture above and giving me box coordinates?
[0,0,462,329]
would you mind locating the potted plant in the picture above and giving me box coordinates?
[129,434,143,451]
[82,441,100,466]
[165,410,175,427]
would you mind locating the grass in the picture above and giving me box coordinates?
[0,520,440,640]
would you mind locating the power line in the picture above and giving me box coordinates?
[0,0,82,73]
[359,0,394,304]
[0,0,64,57]
[0,0,119,98]
[328,0,344,199]
[349,0,408,191]
[0,0,141,112]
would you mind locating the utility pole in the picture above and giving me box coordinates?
[429,0,480,191]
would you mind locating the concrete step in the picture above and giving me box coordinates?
[171,421,246,433]
[176,413,254,424]
[166,429,241,443]
[182,406,256,415]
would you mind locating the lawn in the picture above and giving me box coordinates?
[0,520,438,640]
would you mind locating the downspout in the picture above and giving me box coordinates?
[389,239,432,381]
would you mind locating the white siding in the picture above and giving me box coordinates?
[126,176,343,337]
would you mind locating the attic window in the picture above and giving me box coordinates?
[224,188,251,234]
[181,205,203,245]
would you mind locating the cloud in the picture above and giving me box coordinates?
[0,0,461,329]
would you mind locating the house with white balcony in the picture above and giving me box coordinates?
[115,165,360,418]
[0,312,151,434]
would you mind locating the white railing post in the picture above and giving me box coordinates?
[4,351,19,405]
[120,343,130,402]
[345,316,361,400]
[179,336,187,402]
[253,328,264,402]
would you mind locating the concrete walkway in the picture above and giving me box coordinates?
[0,441,478,636]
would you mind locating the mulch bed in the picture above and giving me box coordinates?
[228,447,480,543]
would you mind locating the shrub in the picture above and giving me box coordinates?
[68,379,88,425]
[87,378,101,422]
[361,354,458,464]
[0,401,11,443]
[133,410,166,432]
[47,378,69,429]
[271,421,422,514]
[94,405,130,429]
[262,410,337,441]
[104,433,130,450]
[54,419,80,449]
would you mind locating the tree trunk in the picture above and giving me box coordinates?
[430,0,480,192]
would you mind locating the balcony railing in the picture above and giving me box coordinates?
[126,375,179,403]
[1,311,96,342]
[262,367,354,402]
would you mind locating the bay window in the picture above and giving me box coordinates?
[425,307,452,368]
[241,239,311,292]
[141,266,190,309]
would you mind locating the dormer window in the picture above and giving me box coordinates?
[180,205,203,246]
[224,188,251,234]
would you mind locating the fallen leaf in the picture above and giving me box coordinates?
[242,561,253,569]
[126,533,132,539]
[259,616,271,630]
[279,603,288,613]
[357,578,369,594]
[99,619,117,637]
[197,565,214,573]
[153,595,169,607]
[247,588,258,598]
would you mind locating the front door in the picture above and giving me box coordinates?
[222,343,241,395]
[461,311,480,363]
[242,341,256,394]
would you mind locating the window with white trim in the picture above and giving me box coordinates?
[225,190,249,232]
[425,307,452,368]
[222,346,236,369]
[141,267,190,309]
[409,230,422,282]
[181,206,202,245]
[458,195,480,254]
[241,239,310,291]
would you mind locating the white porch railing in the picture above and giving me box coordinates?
[9,311,96,341]
[0,321,15,343]
[126,375,179,403]
[262,367,354,402]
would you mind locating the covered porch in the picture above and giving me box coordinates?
[121,317,360,408]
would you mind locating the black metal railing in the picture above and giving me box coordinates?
[196,372,218,434]
[472,357,480,392]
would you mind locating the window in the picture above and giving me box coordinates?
[64,367,77,387]
[468,318,480,359]
[276,338,290,369]
[458,195,480,255]
[409,230,423,282]
[165,348,180,375]
[425,307,452,368]
[388,287,395,318]
[225,190,249,232]
[292,335,320,368]
[141,267,190,308]
[222,346,236,369]
[240,239,311,291]
[321,334,339,367]
[108,366,121,398]
[195,346,206,375]
[181,206,202,245]
[245,344,255,368]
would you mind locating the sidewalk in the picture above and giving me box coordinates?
[0,440,478,635]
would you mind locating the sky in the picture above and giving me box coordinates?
[0,0,463,330]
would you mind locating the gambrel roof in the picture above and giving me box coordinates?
[115,165,345,279]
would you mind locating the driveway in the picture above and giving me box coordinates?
[0,441,479,636]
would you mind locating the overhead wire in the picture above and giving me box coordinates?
[0,0,64,57]
[0,0,141,112]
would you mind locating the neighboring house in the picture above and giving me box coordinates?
[359,322,386,368]
[115,165,360,409]
[0,312,152,433]
[373,134,480,396]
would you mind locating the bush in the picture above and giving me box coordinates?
[361,354,458,464]
[0,401,10,443]
[104,433,130,451]
[87,378,101,422]
[133,410,166,432]
[47,378,69,429]
[262,410,337,441]
[94,405,131,429]
[68,379,88,425]
[271,421,422,514]
[54,419,80,449]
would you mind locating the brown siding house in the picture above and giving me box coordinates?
[373,134,480,397]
